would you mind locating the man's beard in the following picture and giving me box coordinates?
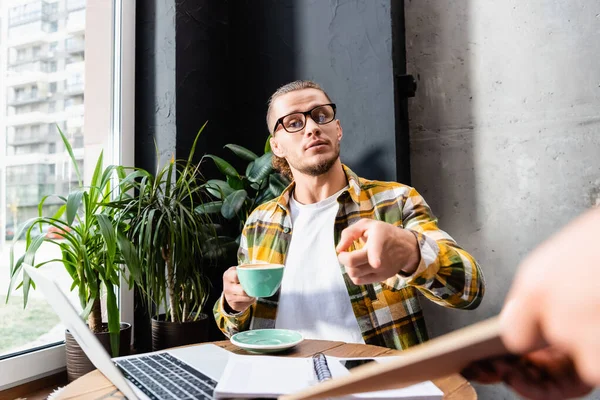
[293,141,340,177]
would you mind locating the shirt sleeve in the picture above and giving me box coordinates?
[398,186,485,309]
[212,226,255,337]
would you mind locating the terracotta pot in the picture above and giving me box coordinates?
[65,322,132,382]
[151,313,209,351]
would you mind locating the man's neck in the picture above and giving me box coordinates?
[291,161,347,204]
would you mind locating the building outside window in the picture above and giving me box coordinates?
[0,0,134,390]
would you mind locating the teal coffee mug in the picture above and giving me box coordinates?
[236,263,285,297]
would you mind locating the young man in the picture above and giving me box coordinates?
[213,80,485,350]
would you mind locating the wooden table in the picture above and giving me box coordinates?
[57,339,476,399]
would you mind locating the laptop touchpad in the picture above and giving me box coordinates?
[168,343,230,381]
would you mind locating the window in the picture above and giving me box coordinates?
[45,61,57,73]
[16,48,27,61]
[0,0,135,390]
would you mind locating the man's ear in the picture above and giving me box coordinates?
[336,120,343,142]
[270,135,285,158]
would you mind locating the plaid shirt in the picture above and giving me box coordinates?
[213,165,484,350]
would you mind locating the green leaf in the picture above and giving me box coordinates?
[66,190,85,225]
[117,233,141,284]
[256,189,276,206]
[221,190,248,220]
[58,126,82,186]
[269,173,290,196]
[245,161,255,177]
[247,152,274,183]
[204,180,234,200]
[22,268,32,309]
[227,175,244,190]
[195,201,223,215]
[105,283,121,357]
[186,121,208,166]
[203,155,239,178]
[203,237,239,259]
[89,151,105,202]
[96,214,116,261]
[80,298,95,320]
[264,136,272,153]
[224,144,258,161]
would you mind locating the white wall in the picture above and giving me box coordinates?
[405,1,600,398]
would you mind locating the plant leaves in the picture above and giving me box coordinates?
[186,121,208,166]
[255,189,276,206]
[247,152,274,183]
[195,201,223,215]
[204,180,234,200]
[80,298,95,320]
[96,214,116,261]
[66,190,85,226]
[203,155,239,178]
[245,161,255,177]
[227,175,244,191]
[58,126,82,186]
[117,232,141,284]
[224,144,258,161]
[269,173,290,196]
[221,190,248,220]
[264,136,272,153]
[105,283,121,357]
[89,151,105,203]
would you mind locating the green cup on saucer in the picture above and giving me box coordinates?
[236,263,285,298]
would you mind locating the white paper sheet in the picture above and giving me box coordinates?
[214,354,443,400]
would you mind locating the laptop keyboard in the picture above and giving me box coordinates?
[115,353,217,400]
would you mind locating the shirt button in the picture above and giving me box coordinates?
[283,227,290,233]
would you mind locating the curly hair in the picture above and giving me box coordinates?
[267,80,333,181]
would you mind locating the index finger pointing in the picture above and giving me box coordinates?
[336,219,372,253]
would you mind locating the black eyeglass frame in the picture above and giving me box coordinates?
[272,103,337,134]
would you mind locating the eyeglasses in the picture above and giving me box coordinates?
[273,103,337,134]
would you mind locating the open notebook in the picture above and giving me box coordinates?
[280,316,506,400]
[213,353,443,399]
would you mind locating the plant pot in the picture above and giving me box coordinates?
[65,322,132,382]
[151,313,209,351]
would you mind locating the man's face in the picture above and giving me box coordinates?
[269,88,343,178]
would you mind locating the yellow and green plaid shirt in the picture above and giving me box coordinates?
[213,165,484,350]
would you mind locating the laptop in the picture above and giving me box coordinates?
[23,265,231,400]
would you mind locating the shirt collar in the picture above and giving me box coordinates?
[273,164,362,214]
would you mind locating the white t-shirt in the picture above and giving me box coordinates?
[275,187,365,344]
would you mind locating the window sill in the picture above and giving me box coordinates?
[0,370,67,400]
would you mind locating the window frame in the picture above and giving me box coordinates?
[0,0,135,390]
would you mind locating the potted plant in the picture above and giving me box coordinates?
[194,139,290,340]
[198,138,290,249]
[6,130,140,381]
[108,123,220,350]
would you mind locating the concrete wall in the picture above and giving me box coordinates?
[405,1,600,398]
[135,0,177,173]
[293,0,398,181]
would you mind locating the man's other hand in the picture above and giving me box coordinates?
[500,208,600,387]
[462,347,593,400]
